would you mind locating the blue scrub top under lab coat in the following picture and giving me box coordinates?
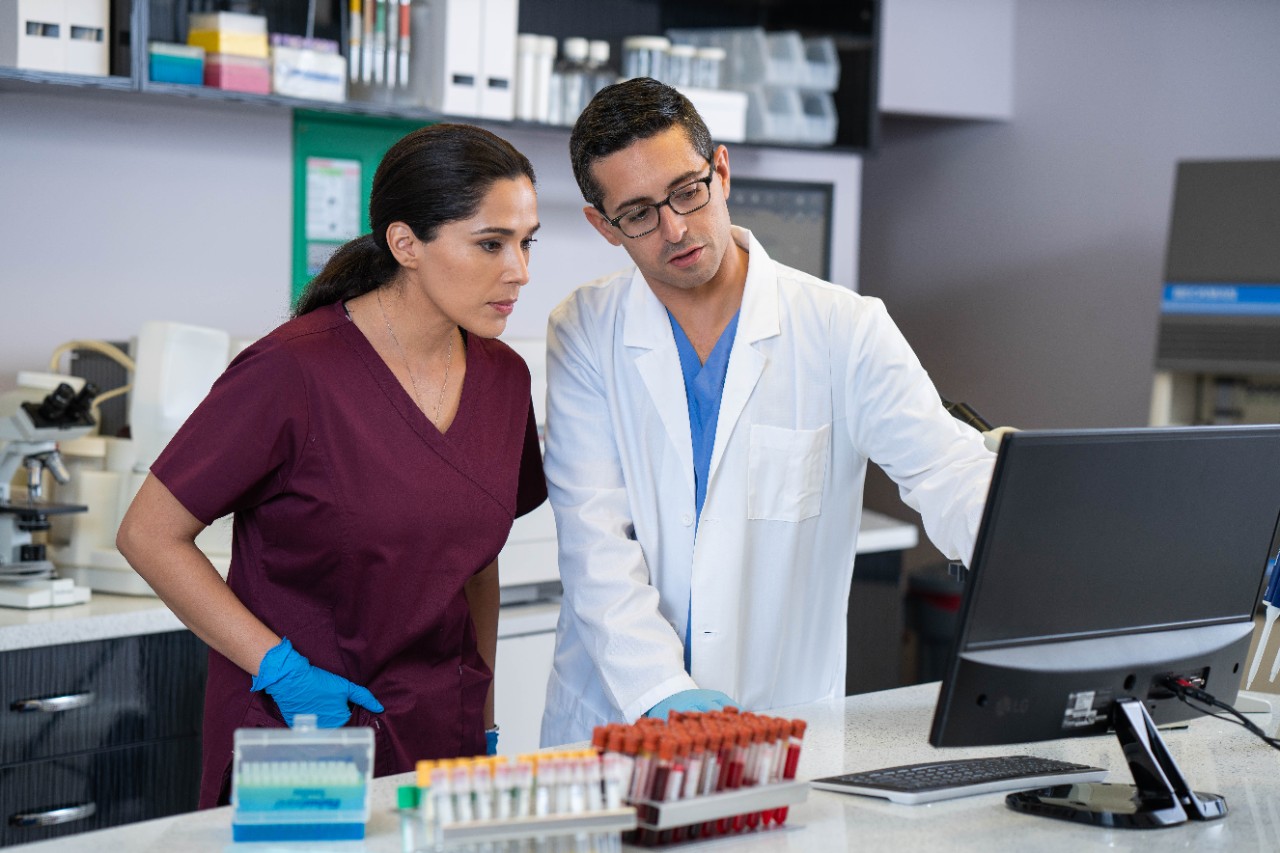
[668,309,740,671]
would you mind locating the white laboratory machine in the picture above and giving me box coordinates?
[50,321,240,595]
[1149,159,1280,427]
[0,376,97,607]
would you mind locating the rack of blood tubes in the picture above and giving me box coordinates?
[601,708,808,847]
[397,750,635,852]
[395,710,806,851]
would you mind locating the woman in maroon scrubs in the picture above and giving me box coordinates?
[117,124,546,807]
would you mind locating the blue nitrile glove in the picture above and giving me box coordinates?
[485,726,499,756]
[250,637,383,728]
[646,689,739,720]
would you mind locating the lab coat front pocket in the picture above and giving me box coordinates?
[747,424,831,522]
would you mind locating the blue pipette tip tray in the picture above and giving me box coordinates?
[232,822,365,841]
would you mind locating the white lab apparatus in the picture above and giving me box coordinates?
[413,0,517,119]
[54,322,238,595]
[0,0,109,75]
[0,374,95,608]
[515,33,541,120]
[478,0,518,119]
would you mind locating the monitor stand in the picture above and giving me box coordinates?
[1006,697,1228,829]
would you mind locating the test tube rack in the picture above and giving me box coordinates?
[627,779,808,846]
[397,806,636,850]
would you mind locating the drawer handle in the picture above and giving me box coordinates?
[10,692,96,713]
[10,803,97,828]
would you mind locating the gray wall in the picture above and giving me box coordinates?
[0,96,860,393]
[860,0,1280,561]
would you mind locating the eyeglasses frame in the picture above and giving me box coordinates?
[601,165,716,239]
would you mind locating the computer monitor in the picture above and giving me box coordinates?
[725,178,833,281]
[929,425,1280,828]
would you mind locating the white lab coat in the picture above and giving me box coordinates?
[540,228,994,746]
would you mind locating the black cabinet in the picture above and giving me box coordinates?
[0,631,206,847]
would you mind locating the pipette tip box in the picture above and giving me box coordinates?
[231,714,374,842]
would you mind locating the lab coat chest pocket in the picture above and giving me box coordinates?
[747,424,830,522]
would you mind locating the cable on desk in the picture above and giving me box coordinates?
[1157,676,1280,751]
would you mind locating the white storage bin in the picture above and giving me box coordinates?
[798,90,838,145]
[666,27,762,89]
[668,27,823,90]
[681,85,747,142]
[802,36,840,92]
[764,31,806,87]
[743,85,805,144]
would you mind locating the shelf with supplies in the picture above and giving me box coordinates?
[0,0,879,154]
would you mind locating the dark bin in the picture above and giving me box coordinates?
[905,564,965,683]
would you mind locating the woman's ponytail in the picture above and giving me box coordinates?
[292,234,399,317]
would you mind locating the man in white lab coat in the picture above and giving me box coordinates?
[540,78,996,746]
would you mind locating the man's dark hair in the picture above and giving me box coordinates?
[569,77,714,212]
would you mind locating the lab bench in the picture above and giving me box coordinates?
[7,681,1278,852]
[0,509,919,846]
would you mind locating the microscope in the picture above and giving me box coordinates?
[0,381,97,608]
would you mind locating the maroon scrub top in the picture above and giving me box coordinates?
[150,302,546,807]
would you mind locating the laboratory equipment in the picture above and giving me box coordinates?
[399,751,635,851]
[0,0,109,75]
[410,0,517,119]
[52,321,236,595]
[1150,159,1280,428]
[231,714,375,842]
[0,379,97,608]
[930,425,1280,828]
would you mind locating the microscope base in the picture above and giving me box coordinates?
[0,578,91,609]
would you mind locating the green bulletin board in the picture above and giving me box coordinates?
[291,110,433,307]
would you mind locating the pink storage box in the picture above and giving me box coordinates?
[204,52,269,94]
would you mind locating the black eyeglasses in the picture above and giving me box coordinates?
[604,168,715,239]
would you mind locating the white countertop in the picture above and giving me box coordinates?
[0,592,181,653]
[11,682,1277,851]
[0,511,919,653]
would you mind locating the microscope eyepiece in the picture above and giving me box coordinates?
[64,382,100,422]
[36,383,77,422]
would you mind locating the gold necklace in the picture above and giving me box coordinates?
[376,289,454,425]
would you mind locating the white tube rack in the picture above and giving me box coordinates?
[398,806,636,849]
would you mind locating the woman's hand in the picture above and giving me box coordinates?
[252,638,383,727]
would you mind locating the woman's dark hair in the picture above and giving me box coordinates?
[294,123,536,316]
[569,77,714,213]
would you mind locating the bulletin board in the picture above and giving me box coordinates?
[291,110,434,306]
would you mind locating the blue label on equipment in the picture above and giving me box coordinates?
[1162,283,1280,315]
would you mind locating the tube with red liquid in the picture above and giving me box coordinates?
[774,719,807,824]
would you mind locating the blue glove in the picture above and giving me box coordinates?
[485,726,499,756]
[646,689,739,720]
[251,637,383,728]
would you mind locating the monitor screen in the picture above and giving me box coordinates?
[928,425,1280,826]
[726,178,833,281]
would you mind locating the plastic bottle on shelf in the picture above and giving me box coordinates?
[586,39,616,100]
[515,33,541,121]
[666,43,697,88]
[622,35,670,82]
[693,46,726,89]
[555,36,591,126]
[533,35,557,124]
